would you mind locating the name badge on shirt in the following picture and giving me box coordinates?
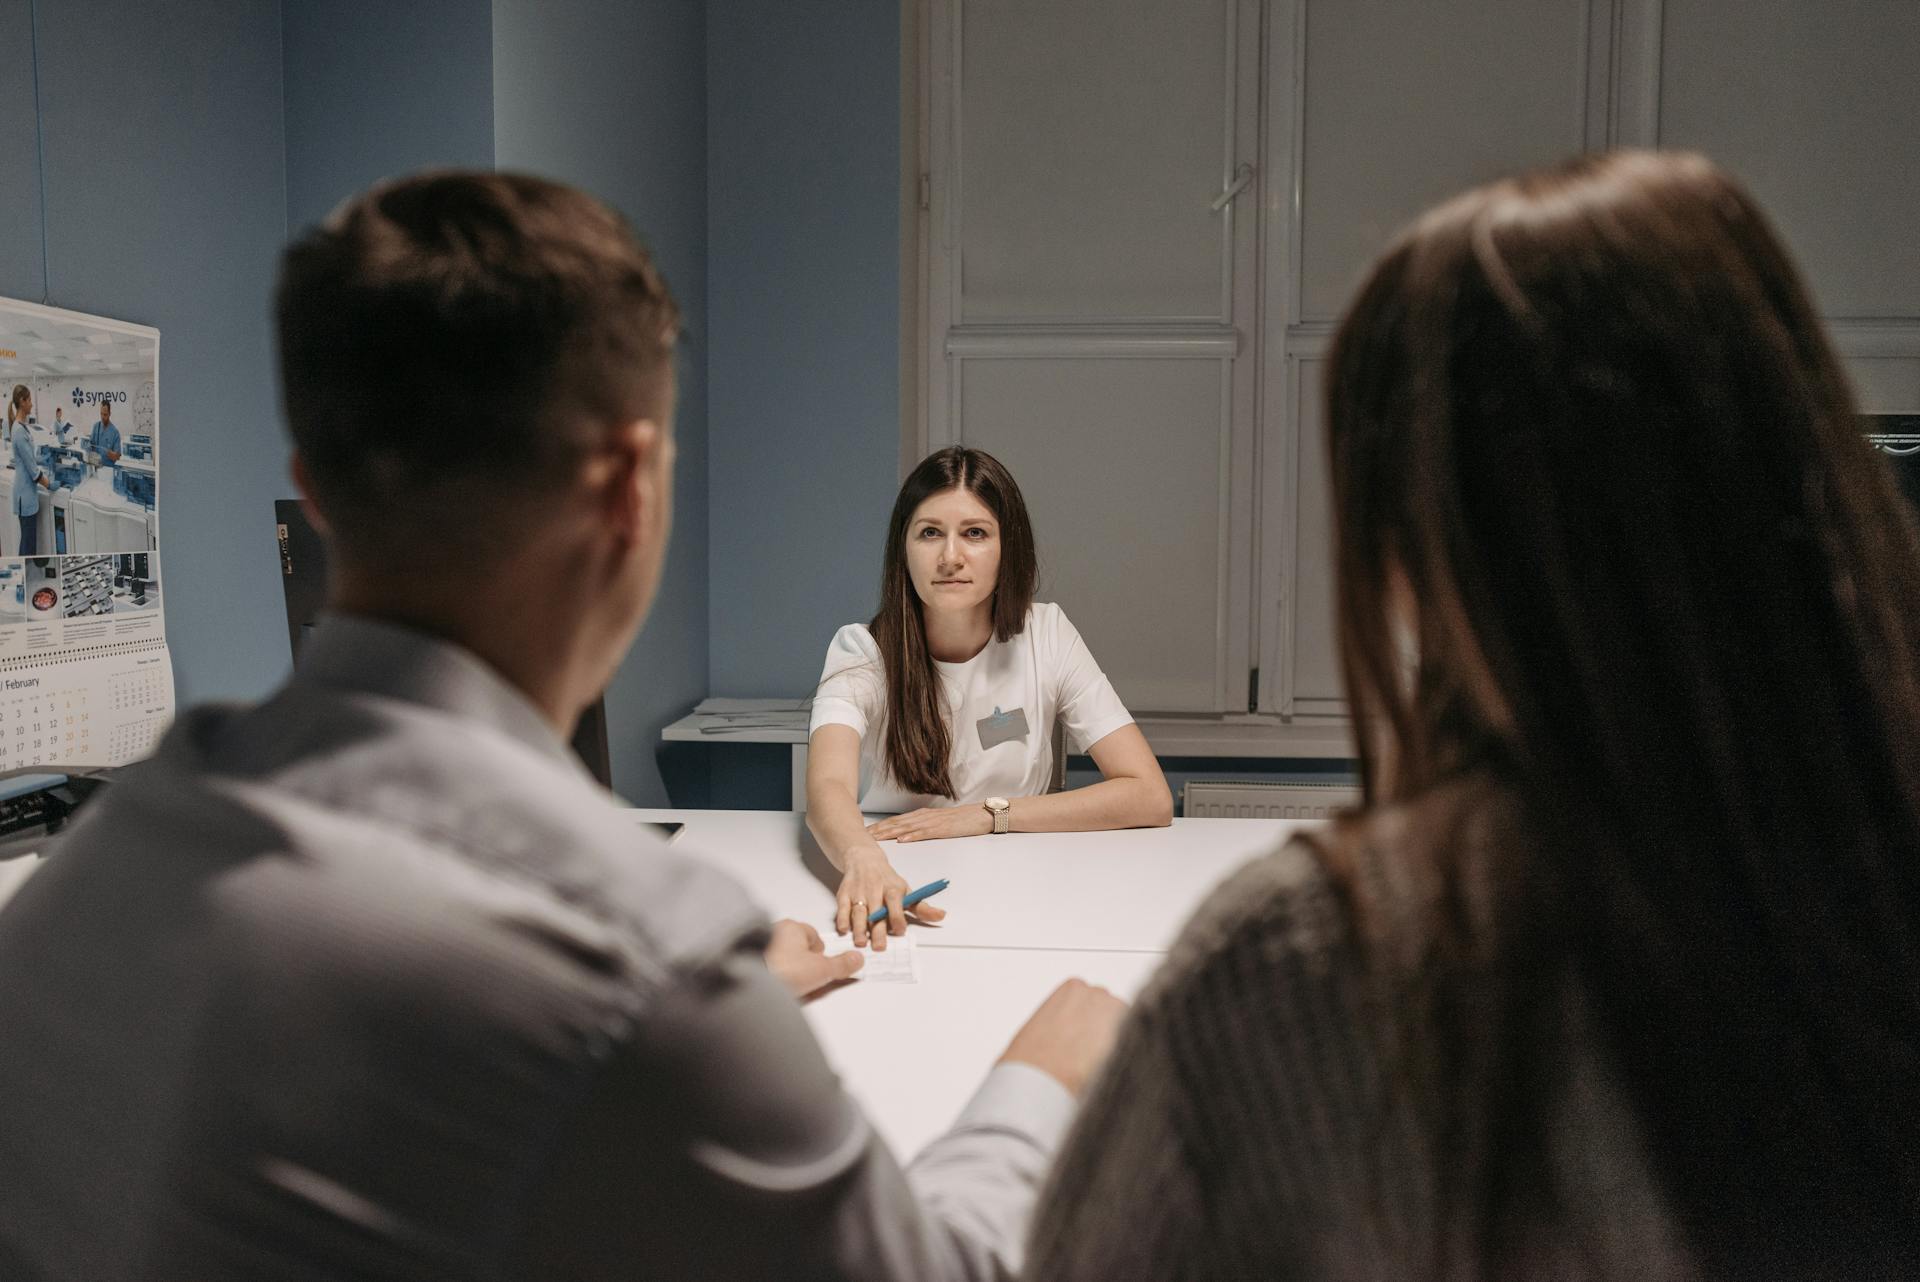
[976,705,1030,750]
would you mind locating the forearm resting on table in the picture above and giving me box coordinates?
[1010,776,1172,833]
[806,778,884,869]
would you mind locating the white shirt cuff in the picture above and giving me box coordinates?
[948,1060,1078,1155]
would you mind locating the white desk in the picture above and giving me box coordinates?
[633,809,1296,954]
[658,706,811,811]
[804,947,1164,1158]
[629,808,1305,1157]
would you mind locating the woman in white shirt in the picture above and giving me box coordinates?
[806,446,1173,949]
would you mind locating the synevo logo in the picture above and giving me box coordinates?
[71,387,128,408]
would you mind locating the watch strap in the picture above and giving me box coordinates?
[984,799,1010,834]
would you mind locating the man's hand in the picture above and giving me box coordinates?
[763,919,864,999]
[999,978,1129,1095]
[866,804,994,844]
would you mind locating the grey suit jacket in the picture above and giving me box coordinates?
[0,616,1072,1280]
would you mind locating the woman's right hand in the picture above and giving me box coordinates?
[835,847,943,949]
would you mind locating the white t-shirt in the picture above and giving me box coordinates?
[809,603,1135,813]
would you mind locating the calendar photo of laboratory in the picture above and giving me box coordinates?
[0,301,158,559]
[55,552,162,620]
[13,558,57,619]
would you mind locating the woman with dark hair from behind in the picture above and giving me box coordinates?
[807,446,1172,949]
[1025,150,1920,1279]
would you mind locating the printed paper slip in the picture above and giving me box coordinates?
[854,933,919,984]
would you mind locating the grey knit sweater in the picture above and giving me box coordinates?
[1027,778,1697,1281]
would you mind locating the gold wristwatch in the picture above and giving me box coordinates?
[983,796,1011,835]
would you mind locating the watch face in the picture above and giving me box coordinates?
[986,796,1009,811]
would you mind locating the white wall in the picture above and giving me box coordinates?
[1656,0,1920,412]
[911,0,1920,768]
[28,374,151,449]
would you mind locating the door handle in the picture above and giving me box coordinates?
[1210,162,1255,212]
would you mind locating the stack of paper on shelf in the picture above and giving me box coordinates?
[693,697,813,735]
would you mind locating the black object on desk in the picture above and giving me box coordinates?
[273,500,614,789]
[1865,415,1920,516]
[0,768,113,862]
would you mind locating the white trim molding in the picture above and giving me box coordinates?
[943,326,1241,360]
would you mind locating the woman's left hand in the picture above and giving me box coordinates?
[867,804,994,843]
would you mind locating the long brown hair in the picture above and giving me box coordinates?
[1325,151,1920,1271]
[870,447,1037,797]
[8,385,29,426]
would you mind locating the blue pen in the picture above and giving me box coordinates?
[868,878,950,925]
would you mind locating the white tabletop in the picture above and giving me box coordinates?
[628,808,1306,1159]
[801,946,1165,1157]
[631,808,1301,954]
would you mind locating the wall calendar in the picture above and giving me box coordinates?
[0,296,172,772]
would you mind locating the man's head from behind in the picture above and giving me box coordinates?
[276,171,680,575]
[275,171,682,723]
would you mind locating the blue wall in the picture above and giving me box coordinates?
[0,0,968,810]
[0,3,41,296]
[282,0,494,233]
[0,0,722,806]
[0,0,291,708]
[706,0,903,698]
[282,0,714,805]
[0,3,1323,812]
[493,0,711,806]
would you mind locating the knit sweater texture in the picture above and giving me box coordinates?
[1026,775,1699,1281]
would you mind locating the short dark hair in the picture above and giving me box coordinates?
[276,170,680,564]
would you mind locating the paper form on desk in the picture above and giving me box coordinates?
[695,698,813,715]
[699,718,808,735]
[691,698,813,735]
[855,933,919,983]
